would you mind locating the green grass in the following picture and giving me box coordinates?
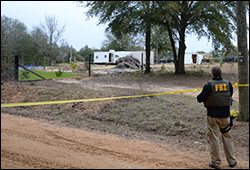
[18,70,83,80]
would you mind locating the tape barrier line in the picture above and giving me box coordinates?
[1,82,248,108]
[233,82,249,88]
[1,88,203,108]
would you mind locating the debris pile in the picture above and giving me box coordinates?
[115,55,141,69]
[61,62,87,73]
[73,62,87,73]
[61,64,71,71]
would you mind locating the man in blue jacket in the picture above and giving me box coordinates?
[197,66,237,169]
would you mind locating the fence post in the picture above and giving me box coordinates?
[15,55,18,81]
[89,54,91,77]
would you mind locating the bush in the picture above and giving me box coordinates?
[55,68,63,77]
[160,64,166,71]
[220,61,224,67]
[42,60,46,69]
[70,61,77,71]
[20,70,30,79]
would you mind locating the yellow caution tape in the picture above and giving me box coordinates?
[1,82,248,108]
[233,82,249,88]
[230,109,239,118]
[1,88,202,108]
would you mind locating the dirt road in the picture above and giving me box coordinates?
[1,114,206,169]
[2,113,248,169]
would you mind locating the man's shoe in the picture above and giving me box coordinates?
[229,160,237,167]
[209,162,219,169]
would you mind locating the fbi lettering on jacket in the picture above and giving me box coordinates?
[215,84,227,91]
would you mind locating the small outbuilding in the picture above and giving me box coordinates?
[184,53,204,64]
[94,50,154,65]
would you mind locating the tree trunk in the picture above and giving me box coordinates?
[158,48,161,63]
[175,29,186,74]
[167,26,177,72]
[145,24,151,74]
[175,5,187,75]
[157,48,160,64]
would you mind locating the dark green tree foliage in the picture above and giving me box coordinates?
[78,45,94,62]
[157,1,238,74]
[1,15,29,64]
[78,1,244,74]
[71,47,84,62]
[79,1,160,73]
[100,31,144,51]
[150,26,172,64]
[1,15,71,66]
[1,15,12,63]
[30,26,49,65]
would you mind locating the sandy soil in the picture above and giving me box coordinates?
[2,114,249,169]
[1,63,248,169]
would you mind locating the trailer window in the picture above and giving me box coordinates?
[104,55,107,58]
[96,56,98,59]
[115,55,119,58]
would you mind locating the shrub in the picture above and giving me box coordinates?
[220,61,224,67]
[160,64,166,71]
[70,61,77,71]
[55,68,63,77]
[20,70,30,79]
[42,60,46,69]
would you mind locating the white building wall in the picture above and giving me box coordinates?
[94,52,109,63]
[184,53,203,64]
[94,50,154,64]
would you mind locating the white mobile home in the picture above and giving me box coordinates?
[94,50,154,64]
[184,53,203,64]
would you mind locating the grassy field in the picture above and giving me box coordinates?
[18,70,83,80]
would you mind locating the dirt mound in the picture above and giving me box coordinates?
[61,64,71,71]
[61,62,87,73]
[73,62,87,73]
[115,55,141,69]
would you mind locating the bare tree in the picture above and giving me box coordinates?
[41,14,66,66]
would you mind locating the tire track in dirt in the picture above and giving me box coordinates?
[1,148,78,169]
[1,127,200,169]
[2,111,249,169]
[2,114,212,169]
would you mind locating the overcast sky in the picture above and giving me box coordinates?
[1,1,247,53]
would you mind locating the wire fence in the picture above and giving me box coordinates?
[1,61,16,82]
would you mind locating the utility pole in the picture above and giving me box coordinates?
[236,1,249,121]
[69,45,72,63]
[89,54,91,77]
